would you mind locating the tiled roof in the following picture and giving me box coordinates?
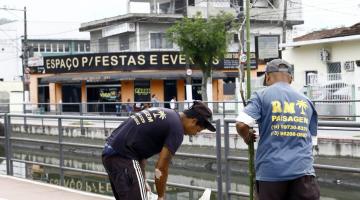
[294,23,360,42]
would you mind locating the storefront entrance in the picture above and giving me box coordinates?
[86,82,121,113]
[164,80,177,108]
[38,84,50,112]
[192,79,202,100]
[62,85,81,112]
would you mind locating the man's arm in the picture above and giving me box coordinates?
[236,122,256,145]
[155,146,173,199]
[139,159,151,192]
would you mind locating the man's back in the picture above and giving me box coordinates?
[106,108,184,160]
[245,82,318,181]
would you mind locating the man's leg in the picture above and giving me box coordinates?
[256,180,290,200]
[102,155,146,200]
[288,175,320,200]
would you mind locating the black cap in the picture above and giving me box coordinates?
[186,101,216,132]
[263,59,294,86]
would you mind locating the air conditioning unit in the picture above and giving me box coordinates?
[102,23,136,37]
[320,48,330,62]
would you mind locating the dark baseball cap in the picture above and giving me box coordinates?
[186,101,216,132]
[263,59,294,86]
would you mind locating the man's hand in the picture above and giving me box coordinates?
[145,180,151,192]
[236,122,257,145]
[243,128,257,145]
[157,197,164,200]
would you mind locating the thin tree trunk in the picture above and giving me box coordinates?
[201,69,209,102]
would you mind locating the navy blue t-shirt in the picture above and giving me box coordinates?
[104,108,184,160]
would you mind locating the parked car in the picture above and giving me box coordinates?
[308,81,354,120]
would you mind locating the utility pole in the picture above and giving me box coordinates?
[245,0,255,199]
[22,6,29,113]
[0,6,29,112]
[282,0,288,49]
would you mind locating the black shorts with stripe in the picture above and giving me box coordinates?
[102,155,147,200]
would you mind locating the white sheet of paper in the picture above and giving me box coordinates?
[147,188,211,200]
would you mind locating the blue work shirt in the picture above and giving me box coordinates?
[244,82,318,181]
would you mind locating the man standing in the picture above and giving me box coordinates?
[151,94,160,107]
[102,101,216,200]
[170,96,177,110]
[236,59,320,200]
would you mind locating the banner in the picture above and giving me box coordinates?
[31,51,251,74]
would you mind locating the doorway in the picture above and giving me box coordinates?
[62,85,81,112]
[164,80,177,108]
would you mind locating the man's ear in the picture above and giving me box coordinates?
[265,74,271,86]
[288,74,293,84]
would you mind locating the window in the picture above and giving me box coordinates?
[150,33,173,49]
[64,43,70,52]
[58,43,64,52]
[134,80,151,102]
[305,71,318,85]
[39,43,45,52]
[120,35,130,51]
[327,62,341,80]
[45,43,51,52]
[53,43,58,52]
[223,78,236,95]
[188,0,195,6]
[234,34,239,43]
[159,2,171,14]
[85,43,90,52]
[250,0,270,8]
[99,38,108,53]
[32,43,39,52]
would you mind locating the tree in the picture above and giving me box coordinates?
[167,12,237,102]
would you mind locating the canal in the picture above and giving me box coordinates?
[1,143,360,200]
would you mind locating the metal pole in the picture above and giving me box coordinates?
[215,119,223,200]
[80,103,84,135]
[282,0,288,50]
[245,1,255,199]
[224,121,231,199]
[22,7,29,124]
[223,101,225,119]
[58,118,64,186]
[4,114,13,175]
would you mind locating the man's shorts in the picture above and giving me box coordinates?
[102,155,147,200]
[256,175,320,200]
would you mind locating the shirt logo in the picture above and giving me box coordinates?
[270,99,310,138]
[130,109,167,125]
[153,110,166,120]
[296,100,308,115]
[271,100,309,116]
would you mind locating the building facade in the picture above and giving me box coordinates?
[282,23,360,120]
[28,0,303,113]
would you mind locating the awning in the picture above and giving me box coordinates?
[39,71,239,84]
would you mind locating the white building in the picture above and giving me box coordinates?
[281,23,360,120]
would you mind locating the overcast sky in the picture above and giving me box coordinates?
[0,0,359,80]
[1,0,359,39]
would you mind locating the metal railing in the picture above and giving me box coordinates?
[223,118,360,199]
[3,99,360,121]
[0,113,224,199]
[1,114,360,199]
[0,101,244,119]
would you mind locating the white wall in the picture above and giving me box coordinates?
[0,23,22,81]
[283,40,360,91]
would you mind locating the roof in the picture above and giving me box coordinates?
[79,13,184,32]
[280,34,360,48]
[294,23,360,42]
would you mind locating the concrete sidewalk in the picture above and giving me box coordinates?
[0,175,114,200]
